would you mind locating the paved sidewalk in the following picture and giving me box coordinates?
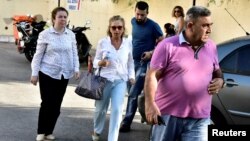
[0,42,150,141]
[0,81,150,141]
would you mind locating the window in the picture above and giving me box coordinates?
[220,44,250,76]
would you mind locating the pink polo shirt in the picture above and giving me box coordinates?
[150,34,219,118]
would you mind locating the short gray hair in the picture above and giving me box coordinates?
[185,6,211,22]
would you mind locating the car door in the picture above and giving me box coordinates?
[218,44,250,124]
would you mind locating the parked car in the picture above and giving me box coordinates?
[211,35,250,125]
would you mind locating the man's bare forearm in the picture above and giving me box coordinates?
[144,69,159,103]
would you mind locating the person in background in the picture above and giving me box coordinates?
[145,6,224,141]
[119,1,164,133]
[92,15,135,141]
[30,7,80,141]
[172,5,185,34]
[164,23,176,38]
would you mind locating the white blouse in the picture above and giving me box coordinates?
[31,27,79,80]
[93,36,135,82]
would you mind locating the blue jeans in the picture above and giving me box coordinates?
[150,114,210,141]
[93,79,127,141]
[122,60,148,126]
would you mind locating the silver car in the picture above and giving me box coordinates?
[211,36,250,125]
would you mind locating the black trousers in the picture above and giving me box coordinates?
[37,71,69,135]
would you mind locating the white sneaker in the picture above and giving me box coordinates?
[45,134,55,140]
[36,134,45,141]
[92,132,100,141]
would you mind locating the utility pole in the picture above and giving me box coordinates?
[193,0,196,6]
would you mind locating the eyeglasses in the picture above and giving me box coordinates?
[174,10,181,13]
[110,26,123,30]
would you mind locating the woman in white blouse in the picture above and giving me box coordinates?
[30,7,80,141]
[172,5,185,35]
[92,15,135,141]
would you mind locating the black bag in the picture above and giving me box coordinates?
[75,56,107,100]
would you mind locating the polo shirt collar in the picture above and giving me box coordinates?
[179,31,190,45]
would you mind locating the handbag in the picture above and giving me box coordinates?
[75,56,107,100]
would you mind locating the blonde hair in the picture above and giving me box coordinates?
[106,15,126,37]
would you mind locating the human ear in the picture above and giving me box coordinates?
[187,22,194,32]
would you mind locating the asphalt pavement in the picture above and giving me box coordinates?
[0,42,151,141]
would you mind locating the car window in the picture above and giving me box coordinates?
[220,44,250,76]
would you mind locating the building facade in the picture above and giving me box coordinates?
[1,0,250,46]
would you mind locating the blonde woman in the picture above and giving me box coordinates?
[172,6,185,34]
[92,15,135,141]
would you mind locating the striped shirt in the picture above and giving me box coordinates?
[31,27,79,80]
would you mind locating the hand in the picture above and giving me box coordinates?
[74,72,80,80]
[208,78,224,95]
[129,78,135,85]
[99,59,110,67]
[145,101,161,125]
[141,51,152,61]
[30,76,38,86]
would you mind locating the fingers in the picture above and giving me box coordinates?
[99,60,110,67]
[75,72,80,80]
[145,102,161,125]
[30,76,38,86]
[130,79,135,85]
[208,79,222,95]
[30,79,37,86]
[141,52,152,61]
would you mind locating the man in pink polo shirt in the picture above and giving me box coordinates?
[144,6,224,141]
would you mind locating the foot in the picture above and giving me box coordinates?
[36,134,45,141]
[119,124,131,132]
[45,134,55,140]
[92,132,100,141]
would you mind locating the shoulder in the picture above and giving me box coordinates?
[131,18,136,24]
[65,28,75,36]
[39,28,50,36]
[147,18,160,26]
[97,36,110,46]
[99,36,109,42]
[157,36,179,49]
[205,39,216,48]
[38,28,51,40]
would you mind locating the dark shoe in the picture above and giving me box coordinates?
[119,124,131,132]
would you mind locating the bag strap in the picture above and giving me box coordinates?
[88,55,102,76]
[88,55,93,73]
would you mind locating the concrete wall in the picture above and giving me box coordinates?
[1,0,250,46]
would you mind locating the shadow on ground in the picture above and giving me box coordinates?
[0,104,151,141]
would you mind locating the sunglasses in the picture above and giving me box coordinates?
[110,26,123,30]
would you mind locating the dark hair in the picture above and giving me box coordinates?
[185,6,211,22]
[135,1,149,13]
[164,23,176,37]
[172,5,185,18]
[107,15,126,37]
[51,7,68,25]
